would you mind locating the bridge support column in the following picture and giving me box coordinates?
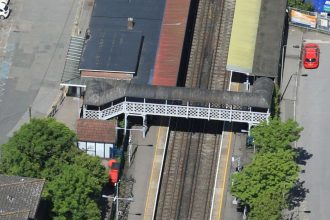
[124,114,128,135]
[142,115,147,138]
[83,105,86,118]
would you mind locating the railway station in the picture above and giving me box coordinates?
[59,0,287,219]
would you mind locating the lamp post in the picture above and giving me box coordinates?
[102,180,134,220]
[280,73,308,101]
[281,44,300,85]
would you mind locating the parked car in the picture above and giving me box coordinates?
[0,2,9,19]
[303,43,320,69]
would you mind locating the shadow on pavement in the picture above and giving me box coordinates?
[287,180,309,210]
[294,147,313,166]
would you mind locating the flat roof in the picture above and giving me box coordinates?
[61,0,165,86]
[226,0,262,74]
[80,30,142,74]
[252,0,287,77]
[86,0,165,84]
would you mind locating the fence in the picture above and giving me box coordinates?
[289,7,330,33]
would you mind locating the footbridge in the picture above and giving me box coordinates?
[82,77,274,135]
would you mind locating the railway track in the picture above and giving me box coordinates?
[155,0,236,218]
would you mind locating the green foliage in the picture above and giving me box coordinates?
[231,150,299,207]
[47,164,101,220]
[288,0,314,11]
[251,118,303,153]
[0,118,77,177]
[0,118,107,219]
[248,191,284,220]
[272,84,281,118]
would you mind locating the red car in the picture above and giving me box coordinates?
[303,43,320,69]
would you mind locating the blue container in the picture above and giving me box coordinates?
[307,0,330,12]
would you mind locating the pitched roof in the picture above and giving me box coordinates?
[77,119,117,143]
[0,175,45,220]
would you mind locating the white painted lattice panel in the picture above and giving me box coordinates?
[101,103,124,118]
[152,104,166,115]
[83,100,270,124]
[218,110,231,120]
[84,110,99,119]
[145,104,155,113]
[199,109,209,118]
[167,106,177,115]
[177,106,187,116]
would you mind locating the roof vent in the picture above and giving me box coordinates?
[7,195,14,203]
[127,17,134,30]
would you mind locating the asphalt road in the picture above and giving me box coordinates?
[0,0,77,144]
[296,32,330,219]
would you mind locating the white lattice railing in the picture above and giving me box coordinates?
[83,100,269,124]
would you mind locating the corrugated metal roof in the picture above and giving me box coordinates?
[226,0,261,74]
[152,0,191,86]
[77,119,117,143]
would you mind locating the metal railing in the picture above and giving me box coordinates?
[83,99,270,125]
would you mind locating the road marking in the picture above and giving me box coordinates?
[144,126,162,220]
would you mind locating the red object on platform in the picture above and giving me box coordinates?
[108,159,120,185]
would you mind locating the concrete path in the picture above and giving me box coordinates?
[126,126,168,220]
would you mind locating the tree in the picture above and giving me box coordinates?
[47,164,102,220]
[0,118,77,178]
[0,118,107,219]
[231,150,299,207]
[248,191,284,220]
[251,118,303,153]
[288,0,314,11]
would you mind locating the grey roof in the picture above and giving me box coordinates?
[252,0,287,77]
[0,210,30,220]
[80,30,143,74]
[79,0,165,84]
[0,175,45,220]
[84,77,274,109]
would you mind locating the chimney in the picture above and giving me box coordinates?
[127,17,134,30]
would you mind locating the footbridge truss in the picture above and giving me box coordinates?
[82,78,274,136]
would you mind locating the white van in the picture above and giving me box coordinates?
[0,2,10,19]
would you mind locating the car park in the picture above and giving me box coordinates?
[0,2,9,19]
[303,43,320,69]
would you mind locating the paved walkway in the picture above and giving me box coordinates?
[125,126,168,220]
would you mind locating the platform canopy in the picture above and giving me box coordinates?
[226,0,261,74]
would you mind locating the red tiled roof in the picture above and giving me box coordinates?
[152,0,191,86]
[77,119,117,143]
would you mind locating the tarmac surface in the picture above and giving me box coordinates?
[281,26,330,220]
[0,0,93,144]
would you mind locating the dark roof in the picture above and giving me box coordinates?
[252,0,287,77]
[77,119,117,143]
[152,0,191,86]
[0,175,45,220]
[80,30,143,74]
[84,78,274,109]
[80,0,166,84]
